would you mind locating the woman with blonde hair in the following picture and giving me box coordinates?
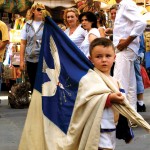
[95,11,106,37]
[20,3,49,92]
[63,7,87,48]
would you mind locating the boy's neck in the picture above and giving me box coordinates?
[102,72,111,77]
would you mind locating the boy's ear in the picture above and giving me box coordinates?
[89,56,94,64]
[88,56,92,61]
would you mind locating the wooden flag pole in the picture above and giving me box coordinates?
[144,0,146,7]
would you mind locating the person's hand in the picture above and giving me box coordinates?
[20,61,25,71]
[42,10,51,18]
[117,39,128,51]
[109,92,124,104]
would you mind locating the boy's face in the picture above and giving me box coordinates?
[89,45,115,75]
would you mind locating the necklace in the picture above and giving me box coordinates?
[69,26,78,35]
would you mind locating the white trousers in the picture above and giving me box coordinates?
[99,131,116,150]
[114,48,137,110]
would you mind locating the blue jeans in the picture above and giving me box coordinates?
[134,58,144,94]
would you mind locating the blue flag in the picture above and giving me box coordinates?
[35,16,93,134]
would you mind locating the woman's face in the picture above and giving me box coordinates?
[81,16,92,31]
[110,8,116,21]
[66,11,78,27]
[33,7,45,21]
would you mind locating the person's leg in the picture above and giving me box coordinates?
[98,131,115,150]
[137,93,146,112]
[134,59,146,112]
[26,61,38,92]
[114,48,137,110]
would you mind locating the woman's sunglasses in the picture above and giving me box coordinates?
[36,8,45,12]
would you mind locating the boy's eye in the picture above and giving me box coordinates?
[106,54,111,57]
[96,55,102,58]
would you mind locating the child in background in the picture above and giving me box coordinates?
[89,38,125,150]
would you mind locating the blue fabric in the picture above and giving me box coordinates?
[119,88,125,93]
[145,51,150,69]
[134,59,144,94]
[116,114,134,143]
[139,34,145,55]
[101,129,116,133]
[34,16,93,134]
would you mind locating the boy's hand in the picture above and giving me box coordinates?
[109,92,124,104]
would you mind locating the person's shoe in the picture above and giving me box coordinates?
[137,102,146,112]
[130,123,138,128]
[129,120,138,128]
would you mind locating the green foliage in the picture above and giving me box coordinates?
[0,0,33,13]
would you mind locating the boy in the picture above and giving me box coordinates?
[89,37,125,150]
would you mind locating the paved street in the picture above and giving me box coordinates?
[0,89,150,150]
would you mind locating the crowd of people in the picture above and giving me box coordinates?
[62,1,147,149]
[63,0,147,114]
[0,0,150,150]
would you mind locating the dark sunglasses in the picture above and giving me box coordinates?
[36,8,45,11]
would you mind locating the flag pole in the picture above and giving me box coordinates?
[144,0,146,8]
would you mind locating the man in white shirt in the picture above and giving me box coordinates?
[113,0,146,110]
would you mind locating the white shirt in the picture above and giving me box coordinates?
[80,28,100,57]
[32,21,43,32]
[64,25,87,48]
[113,0,146,55]
[101,108,116,129]
[21,21,43,40]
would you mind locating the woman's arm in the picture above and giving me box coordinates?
[98,27,105,37]
[89,34,98,43]
[20,39,27,71]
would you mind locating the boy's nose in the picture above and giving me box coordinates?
[102,57,106,61]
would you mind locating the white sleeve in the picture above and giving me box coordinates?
[89,28,100,37]
[20,24,27,40]
[82,28,88,38]
[124,4,146,37]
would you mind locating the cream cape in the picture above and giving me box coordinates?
[18,68,150,150]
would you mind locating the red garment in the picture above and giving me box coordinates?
[140,65,150,89]
[105,94,112,108]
